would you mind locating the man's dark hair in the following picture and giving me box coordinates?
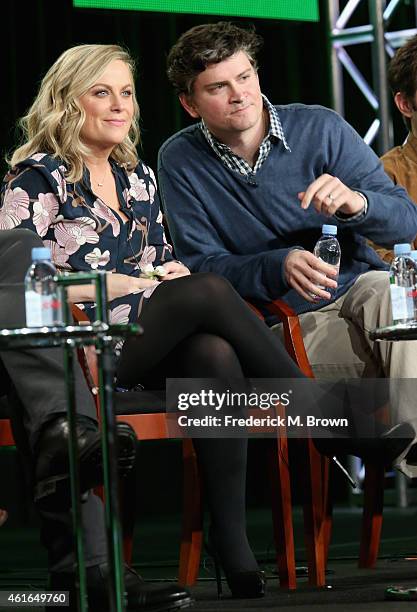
[388,34,417,131]
[167,21,263,95]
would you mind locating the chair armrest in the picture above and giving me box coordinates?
[70,304,100,395]
[247,298,314,378]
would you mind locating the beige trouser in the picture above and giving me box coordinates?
[272,270,417,477]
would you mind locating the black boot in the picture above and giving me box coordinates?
[50,563,193,611]
[313,422,415,466]
[34,416,137,510]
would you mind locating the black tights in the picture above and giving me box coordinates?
[116,274,305,572]
[117,273,303,385]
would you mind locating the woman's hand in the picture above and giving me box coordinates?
[160,260,191,280]
[67,272,159,303]
[106,273,159,300]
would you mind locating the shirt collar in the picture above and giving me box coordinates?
[404,132,417,163]
[200,94,290,152]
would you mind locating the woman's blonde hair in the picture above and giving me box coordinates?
[9,44,140,182]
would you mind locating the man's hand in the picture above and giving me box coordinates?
[284,250,338,302]
[298,173,365,217]
[160,260,191,280]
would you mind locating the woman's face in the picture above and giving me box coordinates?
[78,59,135,155]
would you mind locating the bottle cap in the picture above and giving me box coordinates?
[393,243,411,256]
[322,224,337,235]
[31,247,51,261]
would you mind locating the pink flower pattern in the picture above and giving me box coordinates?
[139,245,156,269]
[122,188,132,208]
[91,199,120,236]
[54,217,99,255]
[30,153,47,162]
[0,155,174,347]
[109,303,131,324]
[43,240,71,269]
[128,173,150,201]
[84,247,110,269]
[51,167,68,204]
[0,187,30,230]
[33,193,59,237]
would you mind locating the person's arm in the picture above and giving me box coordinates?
[314,114,417,246]
[131,163,189,281]
[158,153,296,302]
[0,161,159,303]
[367,153,403,263]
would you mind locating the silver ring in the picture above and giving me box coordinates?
[328,193,335,202]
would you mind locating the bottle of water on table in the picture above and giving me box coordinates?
[25,247,63,327]
[389,243,416,324]
[312,224,341,300]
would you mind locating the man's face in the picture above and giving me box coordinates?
[180,51,264,142]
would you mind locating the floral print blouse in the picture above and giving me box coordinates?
[0,153,173,326]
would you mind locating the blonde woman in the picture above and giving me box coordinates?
[1,44,311,600]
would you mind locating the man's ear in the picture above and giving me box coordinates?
[179,93,200,119]
[394,91,415,118]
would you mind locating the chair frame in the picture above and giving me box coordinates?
[0,297,383,591]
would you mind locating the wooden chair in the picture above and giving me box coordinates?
[248,298,328,586]
[0,316,297,588]
[71,301,339,588]
[0,399,14,447]
[0,297,383,587]
[254,297,386,571]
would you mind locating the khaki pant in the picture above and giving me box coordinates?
[272,270,417,477]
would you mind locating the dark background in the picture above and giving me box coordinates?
[1,0,415,176]
[0,0,416,521]
[0,1,331,171]
[0,0,336,177]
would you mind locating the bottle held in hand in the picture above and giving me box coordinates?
[410,250,417,321]
[25,247,63,327]
[390,243,416,324]
[311,224,341,301]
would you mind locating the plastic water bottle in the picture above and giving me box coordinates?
[389,243,415,324]
[25,247,63,327]
[312,224,341,300]
[409,249,417,321]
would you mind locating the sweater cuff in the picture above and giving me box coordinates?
[334,191,368,222]
[263,247,304,300]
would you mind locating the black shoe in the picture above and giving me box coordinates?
[34,416,137,510]
[313,422,415,467]
[405,443,417,465]
[50,563,194,611]
[222,569,266,599]
[206,534,266,599]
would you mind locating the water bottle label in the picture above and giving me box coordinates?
[25,291,56,327]
[390,285,414,322]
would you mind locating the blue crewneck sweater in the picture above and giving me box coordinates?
[158,104,417,315]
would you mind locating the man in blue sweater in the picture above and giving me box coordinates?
[158,21,417,475]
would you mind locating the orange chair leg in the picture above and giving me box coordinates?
[178,439,204,586]
[268,438,297,589]
[322,458,333,568]
[120,467,137,565]
[301,440,327,586]
[359,463,385,568]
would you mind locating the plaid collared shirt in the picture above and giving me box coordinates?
[200,94,290,177]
